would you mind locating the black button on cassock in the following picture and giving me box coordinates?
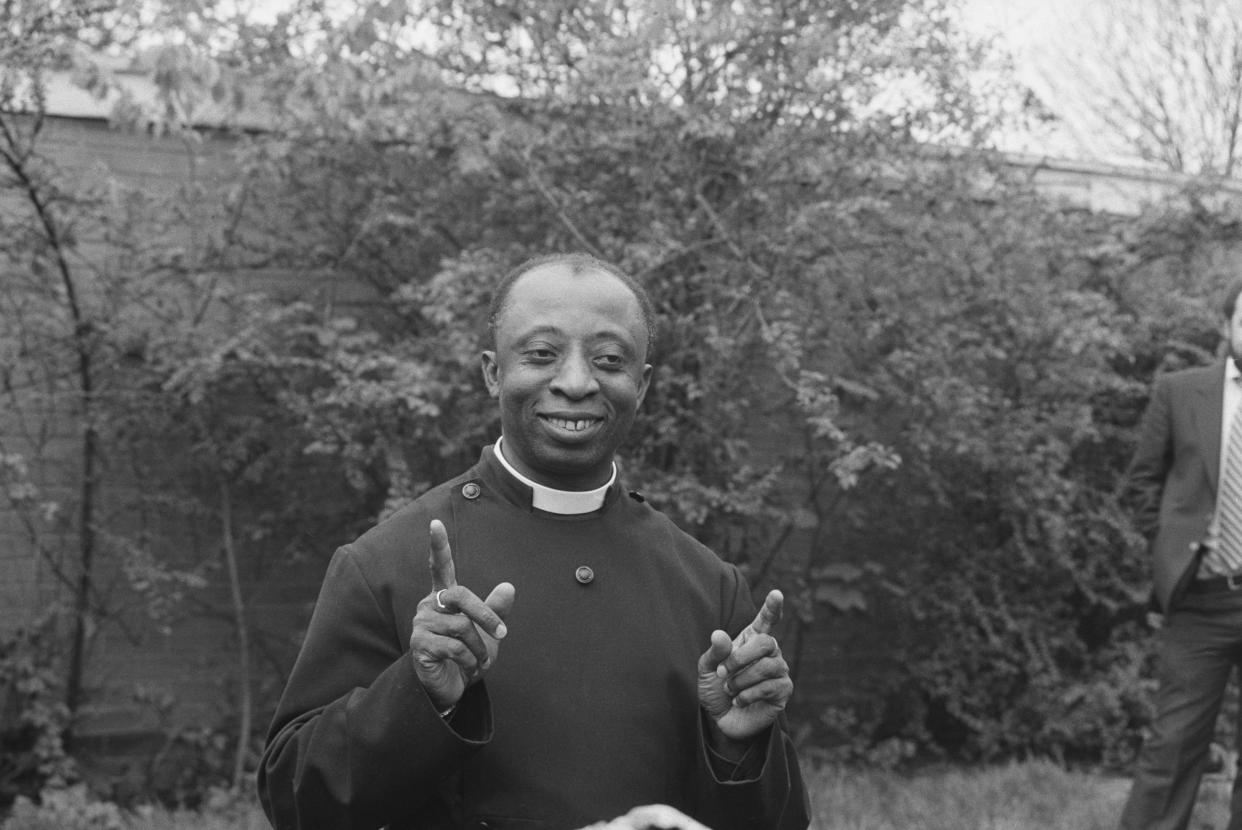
[575,566,594,584]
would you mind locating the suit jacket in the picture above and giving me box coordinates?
[1122,360,1226,611]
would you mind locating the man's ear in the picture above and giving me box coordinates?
[481,351,500,398]
[636,363,653,409]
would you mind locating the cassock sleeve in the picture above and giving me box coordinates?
[687,565,812,830]
[257,545,490,830]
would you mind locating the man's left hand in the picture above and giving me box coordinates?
[697,589,793,743]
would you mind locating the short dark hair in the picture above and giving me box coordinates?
[487,253,656,356]
[1223,280,1242,320]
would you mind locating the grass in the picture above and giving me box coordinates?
[0,786,272,830]
[124,806,270,830]
[805,760,1232,830]
[2,763,1235,829]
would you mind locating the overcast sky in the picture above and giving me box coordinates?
[956,0,1164,166]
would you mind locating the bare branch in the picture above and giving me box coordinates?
[1036,0,1242,174]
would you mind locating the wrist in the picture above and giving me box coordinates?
[416,675,460,717]
[704,716,752,761]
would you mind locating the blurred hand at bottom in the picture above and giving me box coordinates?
[576,804,710,830]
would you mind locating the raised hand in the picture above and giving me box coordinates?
[408,519,516,712]
[697,590,793,743]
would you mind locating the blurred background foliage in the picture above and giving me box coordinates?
[4,0,1242,809]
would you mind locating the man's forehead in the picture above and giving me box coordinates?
[499,264,648,352]
[511,261,613,291]
[505,263,641,313]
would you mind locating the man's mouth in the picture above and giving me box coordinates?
[542,415,601,433]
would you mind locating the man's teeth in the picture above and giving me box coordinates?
[548,417,595,431]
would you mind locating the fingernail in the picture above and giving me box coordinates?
[483,657,492,670]
[716,665,727,679]
[496,623,507,639]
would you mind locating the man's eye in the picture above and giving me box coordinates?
[525,349,555,361]
[595,354,625,368]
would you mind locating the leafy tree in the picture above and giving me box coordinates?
[220,0,997,632]
[226,0,1242,766]
[131,298,383,790]
[14,0,1242,785]
[221,0,1073,753]
[0,0,311,792]
[0,0,183,716]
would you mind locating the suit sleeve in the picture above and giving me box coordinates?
[688,566,811,830]
[1120,373,1174,542]
[257,546,490,830]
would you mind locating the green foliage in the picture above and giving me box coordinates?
[2,0,374,800]
[871,201,1242,764]
[0,0,248,722]
[804,761,1148,830]
[212,0,1242,768]
[9,0,1242,795]
[126,786,270,830]
[2,787,124,830]
[0,620,75,811]
[224,0,1005,638]
[1,784,270,830]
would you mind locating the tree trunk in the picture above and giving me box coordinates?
[65,364,96,714]
[219,480,253,789]
[1,115,100,716]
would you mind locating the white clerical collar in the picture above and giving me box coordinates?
[494,437,614,515]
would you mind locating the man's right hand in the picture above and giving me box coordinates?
[409,519,516,712]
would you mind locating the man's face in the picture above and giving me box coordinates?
[481,264,652,491]
[1225,299,1242,360]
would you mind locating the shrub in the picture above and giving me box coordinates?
[1,786,123,830]
[0,619,76,811]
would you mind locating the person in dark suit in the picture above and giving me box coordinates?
[1119,280,1242,829]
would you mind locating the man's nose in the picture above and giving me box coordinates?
[550,353,599,398]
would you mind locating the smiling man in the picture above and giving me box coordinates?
[258,254,810,830]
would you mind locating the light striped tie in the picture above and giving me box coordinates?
[1214,398,1242,573]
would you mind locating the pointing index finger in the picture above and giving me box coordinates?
[750,589,783,635]
[428,519,457,591]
